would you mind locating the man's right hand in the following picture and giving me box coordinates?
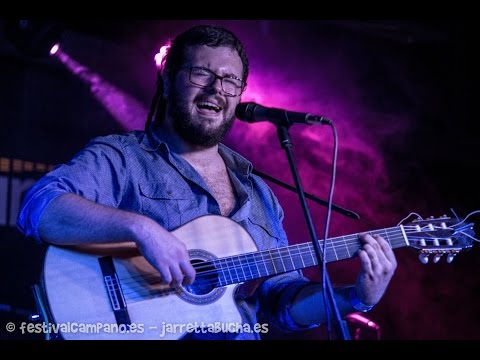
[132,218,196,288]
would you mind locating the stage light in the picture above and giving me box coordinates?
[5,20,64,58]
[154,43,171,72]
[49,43,61,56]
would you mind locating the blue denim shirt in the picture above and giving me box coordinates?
[17,128,314,339]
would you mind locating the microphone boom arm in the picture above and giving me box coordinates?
[252,168,360,220]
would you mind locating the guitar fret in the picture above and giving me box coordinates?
[251,254,260,278]
[238,255,247,281]
[235,256,247,282]
[219,258,226,284]
[275,248,286,273]
[215,259,227,286]
[228,257,240,283]
[296,244,306,268]
[382,229,392,248]
[259,251,270,276]
[346,235,360,258]
[302,244,315,266]
[326,245,336,263]
[248,254,256,279]
[329,239,339,260]
[252,254,261,278]
[252,253,264,277]
[218,258,226,285]
[342,235,351,258]
[225,258,235,284]
[297,246,307,269]
[284,247,295,271]
[267,250,278,274]
[242,254,254,280]
[308,245,316,265]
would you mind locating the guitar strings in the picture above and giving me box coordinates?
[118,225,456,290]
[119,227,401,273]
[118,236,403,300]
[117,224,464,300]
[118,232,414,298]
[118,229,404,285]
[122,222,452,284]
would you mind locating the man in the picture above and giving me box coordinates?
[17,25,396,340]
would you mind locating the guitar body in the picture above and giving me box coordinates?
[42,215,258,340]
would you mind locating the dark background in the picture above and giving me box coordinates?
[0,20,478,340]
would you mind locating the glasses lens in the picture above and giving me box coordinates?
[190,67,243,96]
[190,67,212,86]
[222,78,243,96]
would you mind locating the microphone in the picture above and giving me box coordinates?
[235,102,332,126]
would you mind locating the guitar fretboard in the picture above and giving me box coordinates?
[210,226,407,286]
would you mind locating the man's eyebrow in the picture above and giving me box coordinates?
[225,72,242,80]
[194,65,242,80]
[219,70,242,80]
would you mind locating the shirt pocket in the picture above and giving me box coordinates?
[138,181,195,230]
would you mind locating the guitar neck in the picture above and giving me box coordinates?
[212,226,408,286]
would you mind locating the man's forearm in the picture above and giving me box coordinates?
[38,193,156,245]
[289,284,356,327]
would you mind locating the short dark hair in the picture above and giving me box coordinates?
[164,25,249,88]
[146,25,249,130]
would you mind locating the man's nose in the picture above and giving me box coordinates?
[208,77,223,93]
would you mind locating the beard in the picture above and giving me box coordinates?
[168,91,235,148]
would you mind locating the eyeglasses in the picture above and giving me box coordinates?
[188,66,245,97]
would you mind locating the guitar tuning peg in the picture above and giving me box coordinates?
[419,254,429,264]
[433,254,443,263]
[447,254,456,263]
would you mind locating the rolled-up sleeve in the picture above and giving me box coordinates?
[258,270,319,332]
[16,135,127,243]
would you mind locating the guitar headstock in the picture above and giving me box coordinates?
[403,215,475,264]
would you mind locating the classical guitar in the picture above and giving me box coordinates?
[39,214,475,339]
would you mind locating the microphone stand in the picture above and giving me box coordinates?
[275,124,351,340]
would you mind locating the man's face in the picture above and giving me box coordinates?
[166,45,244,147]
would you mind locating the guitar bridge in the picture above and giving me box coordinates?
[98,256,132,328]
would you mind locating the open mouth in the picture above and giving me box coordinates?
[196,101,223,113]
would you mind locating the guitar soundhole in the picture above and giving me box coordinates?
[178,249,226,305]
[183,259,217,295]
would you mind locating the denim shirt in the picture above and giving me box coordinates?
[17,128,313,339]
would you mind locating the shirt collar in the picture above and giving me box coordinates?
[218,143,253,177]
[139,125,168,152]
